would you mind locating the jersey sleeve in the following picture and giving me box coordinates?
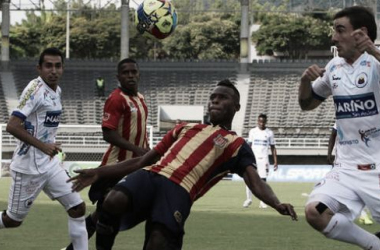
[12,80,41,120]
[228,141,256,177]
[153,123,185,155]
[102,93,124,130]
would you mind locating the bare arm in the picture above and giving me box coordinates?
[299,64,325,110]
[6,115,61,157]
[103,127,150,156]
[270,145,278,171]
[69,149,161,191]
[243,166,297,220]
[327,129,337,165]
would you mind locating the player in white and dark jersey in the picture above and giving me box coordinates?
[299,6,380,249]
[243,114,278,209]
[0,48,88,250]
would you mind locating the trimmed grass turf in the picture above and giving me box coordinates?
[0,177,377,249]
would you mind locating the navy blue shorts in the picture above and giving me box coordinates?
[115,170,192,240]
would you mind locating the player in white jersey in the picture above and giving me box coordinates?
[243,114,278,208]
[299,6,380,249]
[0,48,88,250]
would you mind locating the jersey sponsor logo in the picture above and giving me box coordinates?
[358,127,380,147]
[332,75,341,81]
[129,102,138,112]
[103,112,110,121]
[213,134,228,148]
[329,63,343,73]
[44,110,61,127]
[334,93,378,119]
[355,72,368,88]
[360,60,371,67]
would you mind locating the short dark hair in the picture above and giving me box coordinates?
[258,113,267,120]
[216,79,240,104]
[39,48,64,66]
[118,58,139,73]
[334,6,377,42]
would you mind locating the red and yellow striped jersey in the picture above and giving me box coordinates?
[101,88,148,165]
[145,123,255,202]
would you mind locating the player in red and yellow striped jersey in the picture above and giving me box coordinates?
[69,79,297,250]
[64,58,150,250]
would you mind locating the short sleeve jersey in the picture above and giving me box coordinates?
[312,52,380,165]
[145,123,255,202]
[248,127,275,159]
[10,76,62,174]
[101,88,148,165]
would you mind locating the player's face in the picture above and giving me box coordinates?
[332,16,361,63]
[257,117,267,130]
[208,86,240,127]
[37,55,63,89]
[117,62,140,90]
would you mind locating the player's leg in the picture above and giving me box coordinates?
[144,222,182,250]
[96,188,129,250]
[243,186,252,208]
[258,158,269,208]
[1,170,45,229]
[45,167,88,250]
[305,168,380,249]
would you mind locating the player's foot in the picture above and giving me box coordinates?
[359,215,373,225]
[259,201,268,209]
[243,199,252,208]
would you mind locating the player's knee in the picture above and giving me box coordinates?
[103,189,129,215]
[146,224,175,250]
[305,202,328,231]
[67,202,86,218]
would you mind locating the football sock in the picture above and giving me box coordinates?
[323,213,380,249]
[66,214,96,250]
[245,186,252,201]
[68,216,88,250]
[96,209,120,250]
[0,211,5,229]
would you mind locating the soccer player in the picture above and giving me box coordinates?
[327,122,373,225]
[0,48,88,250]
[243,113,278,209]
[69,79,297,250]
[64,58,150,250]
[299,6,380,249]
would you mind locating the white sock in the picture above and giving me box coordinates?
[68,216,88,250]
[245,186,252,201]
[323,213,380,249]
[0,211,5,229]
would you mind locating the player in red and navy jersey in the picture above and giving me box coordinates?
[64,58,149,250]
[69,79,297,250]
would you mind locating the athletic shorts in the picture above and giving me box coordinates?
[306,163,380,222]
[115,170,192,247]
[255,156,269,178]
[7,166,83,221]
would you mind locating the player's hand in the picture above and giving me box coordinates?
[273,164,278,171]
[67,169,99,192]
[44,142,62,159]
[274,203,298,221]
[352,29,377,55]
[301,64,325,82]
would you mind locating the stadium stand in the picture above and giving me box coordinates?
[6,59,335,141]
[0,76,9,123]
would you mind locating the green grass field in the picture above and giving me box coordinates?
[0,177,376,250]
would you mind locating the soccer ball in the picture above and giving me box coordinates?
[135,0,178,39]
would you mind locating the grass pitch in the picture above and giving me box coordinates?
[0,177,376,250]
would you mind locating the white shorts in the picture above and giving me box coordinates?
[306,164,380,222]
[255,157,269,178]
[7,166,83,222]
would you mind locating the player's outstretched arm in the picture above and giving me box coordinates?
[243,166,298,221]
[68,149,161,192]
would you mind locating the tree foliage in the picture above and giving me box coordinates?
[7,0,334,60]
